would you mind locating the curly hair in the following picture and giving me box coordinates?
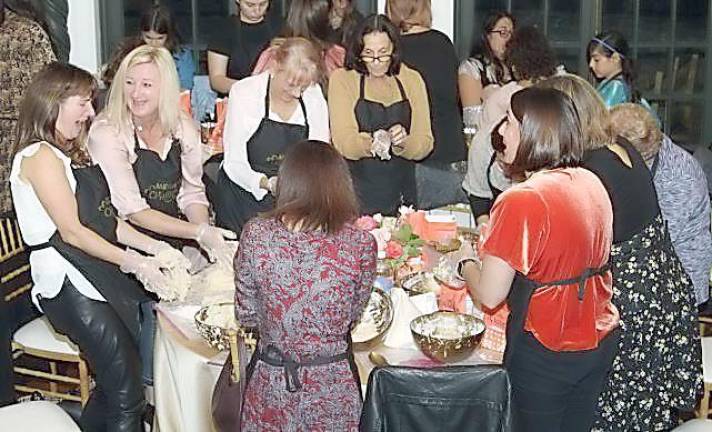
[505,26,557,82]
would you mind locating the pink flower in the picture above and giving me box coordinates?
[385,241,404,259]
[369,228,391,251]
[355,215,379,231]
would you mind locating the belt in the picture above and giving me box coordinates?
[256,344,349,392]
[27,242,51,252]
[533,264,610,301]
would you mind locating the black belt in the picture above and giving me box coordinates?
[256,344,349,392]
[27,242,51,252]
[533,264,610,301]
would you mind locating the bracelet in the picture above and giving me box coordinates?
[457,258,481,280]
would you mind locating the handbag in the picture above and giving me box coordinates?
[211,331,250,432]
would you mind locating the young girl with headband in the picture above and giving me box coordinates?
[588,30,660,125]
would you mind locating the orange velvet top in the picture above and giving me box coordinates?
[480,168,619,351]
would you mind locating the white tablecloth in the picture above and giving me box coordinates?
[154,303,227,432]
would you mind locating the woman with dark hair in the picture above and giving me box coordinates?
[538,74,702,432]
[458,11,515,129]
[329,14,432,215]
[253,0,346,78]
[208,0,280,95]
[215,38,330,234]
[10,62,183,431]
[458,87,620,432]
[463,25,557,225]
[235,139,376,431]
[386,0,466,210]
[327,0,363,46]
[139,4,195,91]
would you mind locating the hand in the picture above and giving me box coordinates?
[182,245,210,273]
[388,124,407,148]
[266,176,278,195]
[120,249,175,299]
[371,129,391,160]
[449,240,480,281]
[148,241,191,273]
[195,223,238,266]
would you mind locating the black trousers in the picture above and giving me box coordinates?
[506,330,620,432]
[40,279,145,432]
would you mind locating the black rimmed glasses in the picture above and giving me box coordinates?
[361,54,393,64]
[489,29,513,38]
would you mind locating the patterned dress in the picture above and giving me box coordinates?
[593,215,703,431]
[235,218,376,432]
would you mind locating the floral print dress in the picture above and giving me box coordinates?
[593,215,703,431]
[235,218,376,432]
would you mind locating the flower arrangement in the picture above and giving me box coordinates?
[355,207,424,271]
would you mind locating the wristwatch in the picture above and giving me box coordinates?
[457,258,479,280]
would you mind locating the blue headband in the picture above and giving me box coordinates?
[592,37,625,59]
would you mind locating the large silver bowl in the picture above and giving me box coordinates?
[351,288,393,347]
[410,311,486,363]
[194,302,245,351]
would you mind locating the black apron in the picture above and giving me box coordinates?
[131,131,185,248]
[350,74,415,216]
[214,77,309,234]
[503,265,610,366]
[30,165,150,342]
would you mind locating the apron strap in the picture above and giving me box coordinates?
[393,76,408,102]
[486,152,500,201]
[650,152,660,176]
[26,242,51,253]
[264,76,272,119]
[256,344,349,392]
[533,264,610,301]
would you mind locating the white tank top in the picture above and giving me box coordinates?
[10,142,106,309]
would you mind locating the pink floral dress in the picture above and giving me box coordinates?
[235,218,376,432]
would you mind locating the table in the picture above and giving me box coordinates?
[153,298,498,432]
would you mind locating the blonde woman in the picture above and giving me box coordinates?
[89,45,235,265]
[10,63,180,431]
[215,37,330,234]
[538,75,702,431]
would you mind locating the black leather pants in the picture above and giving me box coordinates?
[40,279,145,432]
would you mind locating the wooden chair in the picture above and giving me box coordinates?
[11,316,91,406]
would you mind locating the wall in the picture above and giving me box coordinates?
[68,0,101,73]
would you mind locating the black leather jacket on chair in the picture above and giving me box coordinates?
[359,365,511,432]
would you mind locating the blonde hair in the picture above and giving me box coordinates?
[536,73,613,150]
[271,37,324,86]
[609,103,663,160]
[104,45,181,137]
[13,62,96,166]
[386,0,432,31]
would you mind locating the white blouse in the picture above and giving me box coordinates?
[221,71,330,200]
[10,142,106,309]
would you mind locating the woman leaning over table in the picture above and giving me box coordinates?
[235,140,376,431]
[536,75,702,432]
[458,87,620,432]
[214,37,330,234]
[88,45,235,266]
[10,62,184,432]
[329,14,432,216]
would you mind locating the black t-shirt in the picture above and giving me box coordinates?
[208,16,280,84]
[400,30,465,164]
[582,138,659,243]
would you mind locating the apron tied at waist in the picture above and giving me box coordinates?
[256,344,348,392]
[533,264,611,301]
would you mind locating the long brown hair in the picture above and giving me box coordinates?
[267,140,359,234]
[282,0,332,49]
[12,62,96,166]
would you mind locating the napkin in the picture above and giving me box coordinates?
[383,288,422,350]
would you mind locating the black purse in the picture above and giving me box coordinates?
[211,331,253,432]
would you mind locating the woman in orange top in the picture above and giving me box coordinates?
[459,87,620,432]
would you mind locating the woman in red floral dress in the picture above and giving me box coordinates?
[234,139,377,432]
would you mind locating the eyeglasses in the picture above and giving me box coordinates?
[489,29,513,38]
[361,54,393,64]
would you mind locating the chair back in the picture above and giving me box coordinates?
[360,365,511,432]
